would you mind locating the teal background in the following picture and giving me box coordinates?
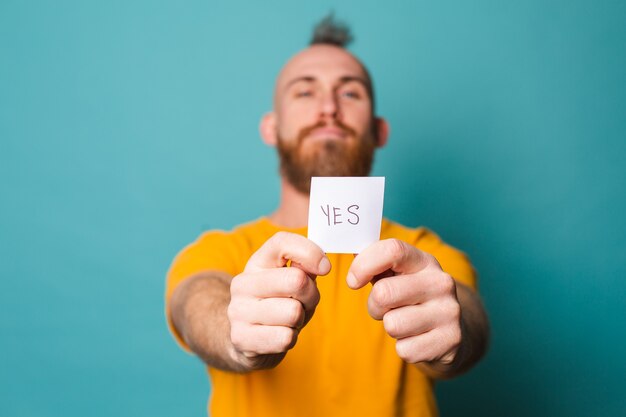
[1,1,624,416]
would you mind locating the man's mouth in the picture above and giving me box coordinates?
[306,126,348,141]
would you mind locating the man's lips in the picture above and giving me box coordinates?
[306,126,348,141]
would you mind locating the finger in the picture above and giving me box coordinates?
[231,268,320,312]
[246,232,331,276]
[347,239,435,289]
[367,272,455,319]
[394,325,462,364]
[290,260,318,281]
[229,297,305,328]
[230,322,299,355]
[381,304,435,338]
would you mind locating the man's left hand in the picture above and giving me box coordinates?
[347,239,463,367]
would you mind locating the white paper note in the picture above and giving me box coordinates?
[307,177,385,254]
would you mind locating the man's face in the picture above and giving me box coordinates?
[271,45,380,194]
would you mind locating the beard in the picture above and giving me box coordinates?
[276,119,376,194]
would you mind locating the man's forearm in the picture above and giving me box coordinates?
[170,271,237,370]
[416,282,490,379]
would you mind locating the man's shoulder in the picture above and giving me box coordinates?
[381,218,432,243]
[192,217,278,252]
[196,217,268,238]
[381,218,455,252]
[169,218,270,278]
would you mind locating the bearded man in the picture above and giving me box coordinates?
[165,16,489,417]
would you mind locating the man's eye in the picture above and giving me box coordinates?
[295,90,313,98]
[341,90,361,99]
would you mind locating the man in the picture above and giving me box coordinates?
[166,16,489,417]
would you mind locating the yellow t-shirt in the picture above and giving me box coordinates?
[165,217,477,417]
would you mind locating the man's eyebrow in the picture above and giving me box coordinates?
[337,76,370,89]
[283,75,370,91]
[284,76,316,91]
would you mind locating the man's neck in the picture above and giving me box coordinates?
[268,178,310,228]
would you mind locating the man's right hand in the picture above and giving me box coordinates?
[227,232,331,369]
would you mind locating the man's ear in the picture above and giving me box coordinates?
[259,112,278,146]
[374,117,389,148]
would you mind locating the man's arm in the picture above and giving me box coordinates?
[348,239,490,379]
[169,232,331,373]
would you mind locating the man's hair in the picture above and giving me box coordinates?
[309,14,376,113]
[310,13,353,47]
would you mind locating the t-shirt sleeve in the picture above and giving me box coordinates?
[164,231,245,351]
[414,228,478,291]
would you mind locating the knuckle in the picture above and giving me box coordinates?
[231,272,257,296]
[448,324,462,349]
[395,340,416,363]
[435,326,461,363]
[371,280,393,307]
[451,335,462,353]
[383,313,401,338]
[276,327,297,351]
[229,324,247,349]
[307,287,321,309]
[386,238,406,260]
[272,231,289,244]
[229,275,243,294]
[425,253,441,268]
[226,301,239,322]
[437,273,456,294]
[285,301,304,327]
[272,231,297,252]
[449,300,462,322]
[435,298,460,324]
[284,268,309,293]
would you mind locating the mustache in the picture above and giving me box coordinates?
[297,120,358,144]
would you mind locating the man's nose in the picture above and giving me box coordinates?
[319,92,340,120]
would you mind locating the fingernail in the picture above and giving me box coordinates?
[318,257,331,274]
[347,272,357,288]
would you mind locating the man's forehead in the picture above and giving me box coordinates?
[276,45,368,91]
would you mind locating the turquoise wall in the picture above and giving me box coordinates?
[1,1,624,416]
